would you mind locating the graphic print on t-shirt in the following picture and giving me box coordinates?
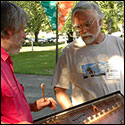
[81,62,106,79]
[81,62,120,79]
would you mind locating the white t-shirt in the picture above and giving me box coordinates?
[51,34,124,106]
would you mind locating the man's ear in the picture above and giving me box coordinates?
[1,30,10,39]
[7,29,13,37]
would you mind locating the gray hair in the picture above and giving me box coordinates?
[1,2,27,38]
[72,1,104,23]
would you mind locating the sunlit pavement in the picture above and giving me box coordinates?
[20,43,67,52]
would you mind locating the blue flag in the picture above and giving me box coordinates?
[41,1,56,30]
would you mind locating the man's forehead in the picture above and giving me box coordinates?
[74,10,95,24]
[75,9,95,18]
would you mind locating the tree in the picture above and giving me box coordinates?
[61,1,124,36]
[5,1,124,41]
[96,1,124,34]
[8,1,52,42]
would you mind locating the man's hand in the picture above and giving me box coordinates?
[29,97,57,112]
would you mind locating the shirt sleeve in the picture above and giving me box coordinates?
[51,48,71,89]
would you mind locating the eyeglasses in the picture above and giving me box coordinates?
[73,18,96,32]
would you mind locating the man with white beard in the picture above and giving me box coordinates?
[51,1,124,109]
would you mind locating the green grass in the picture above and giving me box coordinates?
[11,51,62,76]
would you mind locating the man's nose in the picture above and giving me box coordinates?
[81,27,88,33]
[80,28,88,35]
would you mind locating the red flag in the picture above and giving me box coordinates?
[58,1,74,31]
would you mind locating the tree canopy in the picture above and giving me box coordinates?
[62,1,124,34]
[3,1,124,41]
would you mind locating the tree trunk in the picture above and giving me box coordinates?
[67,31,73,43]
[108,18,112,34]
[35,32,39,42]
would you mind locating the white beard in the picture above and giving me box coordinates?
[81,25,101,45]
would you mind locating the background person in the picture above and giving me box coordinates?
[1,2,57,124]
[51,1,124,110]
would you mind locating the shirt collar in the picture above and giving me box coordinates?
[1,47,13,64]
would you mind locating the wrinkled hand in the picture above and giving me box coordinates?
[31,97,57,112]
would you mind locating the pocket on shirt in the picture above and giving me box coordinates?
[2,86,20,115]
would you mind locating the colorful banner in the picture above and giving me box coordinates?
[41,1,56,30]
[58,1,74,31]
[41,1,74,31]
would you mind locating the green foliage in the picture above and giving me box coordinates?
[8,1,52,41]
[3,1,53,31]
[61,1,124,34]
[5,1,124,35]
[95,1,124,33]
